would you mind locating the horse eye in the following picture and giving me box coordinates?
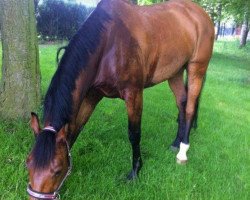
[54,170,62,177]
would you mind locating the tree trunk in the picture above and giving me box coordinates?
[216,3,222,40]
[0,0,41,120]
[222,23,226,37]
[240,12,249,47]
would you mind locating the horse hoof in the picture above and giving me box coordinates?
[176,158,187,165]
[170,145,179,152]
[126,170,137,181]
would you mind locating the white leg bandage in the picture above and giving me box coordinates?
[176,142,190,162]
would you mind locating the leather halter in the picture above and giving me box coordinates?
[27,127,72,199]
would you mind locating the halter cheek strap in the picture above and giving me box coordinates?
[27,127,72,200]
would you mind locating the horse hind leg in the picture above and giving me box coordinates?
[192,74,206,129]
[168,70,187,151]
[176,62,208,164]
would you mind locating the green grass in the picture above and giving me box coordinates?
[0,41,249,200]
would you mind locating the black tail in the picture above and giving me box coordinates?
[56,46,67,64]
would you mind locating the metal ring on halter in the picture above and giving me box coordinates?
[27,127,72,200]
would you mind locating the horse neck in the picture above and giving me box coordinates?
[44,2,111,134]
[71,52,102,114]
[43,51,102,134]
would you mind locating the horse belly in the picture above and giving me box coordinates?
[147,56,187,87]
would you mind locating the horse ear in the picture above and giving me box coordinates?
[56,125,68,142]
[30,112,41,136]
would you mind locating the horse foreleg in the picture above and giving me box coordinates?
[125,89,143,180]
[69,90,103,145]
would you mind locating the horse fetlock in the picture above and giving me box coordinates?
[127,169,138,180]
[170,137,181,151]
[176,142,190,164]
[134,158,142,173]
[127,159,142,180]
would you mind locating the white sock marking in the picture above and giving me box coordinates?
[176,142,190,161]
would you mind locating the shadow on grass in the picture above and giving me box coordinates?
[212,52,250,71]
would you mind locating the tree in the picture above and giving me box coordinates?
[240,12,249,47]
[229,0,250,47]
[215,2,223,40]
[0,0,41,120]
[194,0,250,46]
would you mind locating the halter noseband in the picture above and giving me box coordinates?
[27,127,72,200]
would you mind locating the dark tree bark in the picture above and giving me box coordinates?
[240,12,249,47]
[216,3,222,40]
[0,0,41,120]
[222,23,226,37]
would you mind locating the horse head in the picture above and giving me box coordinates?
[26,113,72,200]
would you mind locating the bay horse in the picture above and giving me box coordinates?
[26,0,214,199]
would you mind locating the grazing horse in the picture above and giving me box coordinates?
[26,0,214,199]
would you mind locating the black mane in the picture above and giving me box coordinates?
[43,5,112,131]
[32,130,56,169]
[33,5,111,168]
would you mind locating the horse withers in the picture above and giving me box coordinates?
[26,0,214,199]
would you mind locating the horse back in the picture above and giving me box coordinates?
[93,0,214,97]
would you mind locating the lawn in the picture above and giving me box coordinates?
[0,40,249,200]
